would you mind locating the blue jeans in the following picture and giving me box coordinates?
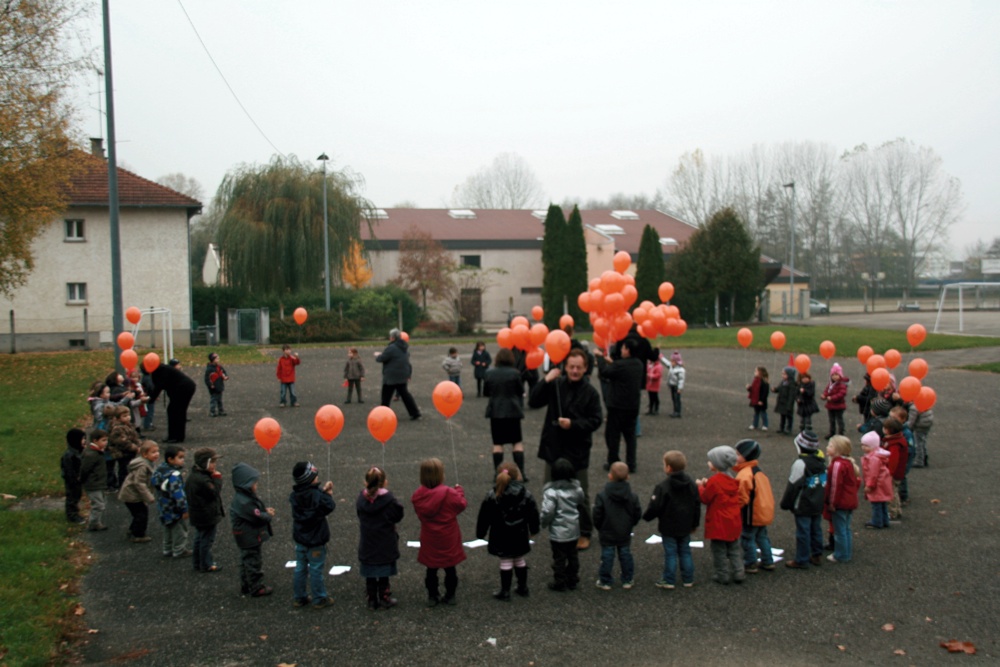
[293,543,327,603]
[752,408,769,428]
[280,382,297,405]
[869,502,889,528]
[142,401,155,430]
[598,544,634,584]
[741,525,775,566]
[448,374,461,387]
[192,524,217,570]
[661,535,694,585]
[793,514,822,565]
[832,510,852,562]
[209,392,223,415]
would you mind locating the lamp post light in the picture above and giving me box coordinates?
[318,153,330,311]
[783,181,796,318]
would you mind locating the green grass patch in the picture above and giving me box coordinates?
[960,362,1000,373]
[0,509,85,667]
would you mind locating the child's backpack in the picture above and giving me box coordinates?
[746,467,775,527]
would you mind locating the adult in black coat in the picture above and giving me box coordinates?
[373,329,421,420]
[484,348,527,475]
[595,338,646,473]
[149,363,196,443]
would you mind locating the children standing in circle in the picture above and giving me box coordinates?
[357,466,404,610]
[746,366,770,431]
[475,462,539,601]
[540,458,587,592]
[187,448,225,572]
[411,458,467,606]
[118,440,158,542]
[821,363,849,438]
[860,431,892,529]
[471,342,492,398]
[824,436,860,563]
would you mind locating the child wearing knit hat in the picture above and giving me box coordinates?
[820,363,849,438]
[733,439,776,573]
[860,431,892,528]
[289,461,335,608]
[780,432,827,569]
[772,367,797,435]
[696,446,743,584]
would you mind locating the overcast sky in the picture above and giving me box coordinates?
[73,1,999,254]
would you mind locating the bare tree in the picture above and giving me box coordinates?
[840,144,895,300]
[394,226,455,309]
[157,173,205,202]
[452,153,545,209]
[658,149,729,225]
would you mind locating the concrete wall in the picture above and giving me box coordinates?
[0,206,192,351]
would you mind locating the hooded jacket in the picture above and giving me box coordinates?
[780,452,826,516]
[862,449,893,502]
[642,471,701,538]
[822,370,849,411]
[699,473,741,541]
[825,456,860,511]
[356,488,404,566]
[61,443,84,489]
[772,368,797,417]
[108,420,141,460]
[375,337,412,385]
[645,360,662,393]
[411,483,467,568]
[734,460,775,527]
[597,355,645,411]
[277,353,301,383]
[882,431,909,480]
[185,465,225,529]
[748,376,770,410]
[528,374,603,470]
[229,463,272,549]
[540,479,586,543]
[593,480,642,547]
[150,460,187,524]
[796,379,819,417]
[119,455,155,504]
[80,445,107,492]
[475,480,540,558]
[289,481,335,547]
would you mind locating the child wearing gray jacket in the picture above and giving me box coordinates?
[540,458,590,592]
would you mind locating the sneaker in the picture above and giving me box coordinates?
[292,402,300,407]
[622,580,634,590]
[744,562,759,574]
[251,586,274,598]
[761,426,768,431]
[655,580,675,590]
[425,596,439,608]
[760,563,776,571]
[88,523,108,532]
[864,522,878,529]
[439,595,456,606]
[809,555,823,566]
[278,403,286,408]
[70,516,87,525]
[826,554,838,563]
[293,597,311,608]
[595,580,612,591]
[682,582,694,588]
[313,598,330,609]
[748,425,756,430]
[174,549,194,558]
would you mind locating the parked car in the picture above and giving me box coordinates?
[809,299,829,315]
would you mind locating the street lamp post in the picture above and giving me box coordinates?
[783,181,796,318]
[318,153,330,311]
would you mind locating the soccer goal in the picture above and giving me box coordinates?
[933,282,1000,333]
[130,307,175,361]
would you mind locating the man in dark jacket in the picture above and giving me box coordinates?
[289,461,335,608]
[595,338,646,473]
[149,363,196,443]
[528,348,602,548]
[374,329,421,420]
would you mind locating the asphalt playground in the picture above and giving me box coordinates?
[74,339,1000,666]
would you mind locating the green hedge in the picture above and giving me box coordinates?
[270,311,361,344]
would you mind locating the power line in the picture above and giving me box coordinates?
[175,0,284,157]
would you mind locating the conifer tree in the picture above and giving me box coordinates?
[634,224,666,304]
[562,205,589,328]
[540,204,566,328]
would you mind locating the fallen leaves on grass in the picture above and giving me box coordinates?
[259,635,268,641]
[882,623,895,632]
[74,605,86,616]
[940,640,976,654]
[86,629,99,635]
[930,498,941,504]
[837,645,846,652]
[893,649,906,656]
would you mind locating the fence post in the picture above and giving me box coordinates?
[83,308,89,350]
[9,309,15,354]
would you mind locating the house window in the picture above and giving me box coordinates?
[69,339,86,348]
[520,287,542,295]
[67,283,87,304]
[65,219,85,241]
[460,255,481,268]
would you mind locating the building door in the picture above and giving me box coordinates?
[460,288,482,330]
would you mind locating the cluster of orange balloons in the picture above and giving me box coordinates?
[117,306,161,374]
[855,323,936,411]
[495,308,573,369]
[577,251,685,350]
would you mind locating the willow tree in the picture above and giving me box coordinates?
[215,155,371,294]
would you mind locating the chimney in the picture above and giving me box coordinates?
[89,138,105,158]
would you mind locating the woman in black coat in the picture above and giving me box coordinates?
[484,349,527,477]
[471,342,492,398]
[149,362,196,443]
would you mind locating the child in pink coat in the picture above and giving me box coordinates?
[820,363,849,438]
[860,432,892,529]
[411,458,467,606]
[645,352,663,416]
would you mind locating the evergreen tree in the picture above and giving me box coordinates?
[562,205,589,328]
[634,224,666,304]
[540,204,566,328]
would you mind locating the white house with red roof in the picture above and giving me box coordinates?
[0,140,202,351]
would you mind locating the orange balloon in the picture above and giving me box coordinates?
[639,300,656,311]
[884,349,901,369]
[432,381,463,419]
[631,307,648,324]
[914,386,937,412]
[870,368,891,392]
[577,292,593,313]
[658,282,675,303]
[857,345,874,365]
[592,332,607,350]
[117,331,134,350]
[314,404,345,442]
[400,331,410,342]
[737,328,753,349]
[819,340,835,360]
[125,306,142,325]
[623,273,635,286]
[512,324,531,350]
[664,305,680,320]
[367,406,398,444]
[675,319,687,336]
[898,376,922,403]
[593,317,610,338]
[530,323,549,347]
[496,327,514,349]
[525,347,545,370]
[589,289,605,313]
[142,352,160,373]
[600,270,625,295]
[604,292,625,314]
[649,308,667,332]
[664,317,678,337]
[866,354,886,374]
[254,417,281,451]
[545,329,572,364]
[613,250,632,273]
[120,349,138,372]
[908,358,928,380]
[588,277,601,291]
[906,323,927,348]
[293,307,308,325]
[770,331,786,351]
[794,354,811,376]
[510,316,530,329]
[559,314,574,330]
[621,284,638,310]
[531,305,544,321]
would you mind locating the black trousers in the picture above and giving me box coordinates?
[125,501,148,537]
[550,540,580,588]
[65,482,82,520]
[166,387,194,442]
[605,407,639,470]
[380,383,419,418]
[239,546,264,593]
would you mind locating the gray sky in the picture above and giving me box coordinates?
[75,1,999,253]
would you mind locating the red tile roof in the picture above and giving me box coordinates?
[64,149,202,212]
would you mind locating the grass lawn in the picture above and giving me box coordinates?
[0,326,996,665]
[960,362,1000,373]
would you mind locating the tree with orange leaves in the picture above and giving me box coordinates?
[341,241,373,289]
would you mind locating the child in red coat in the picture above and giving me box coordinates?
[411,458,467,606]
[821,363,849,438]
[645,353,663,416]
[697,446,743,585]
[824,436,860,563]
[881,418,909,521]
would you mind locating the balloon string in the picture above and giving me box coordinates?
[266,450,271,506]
[554,377,563,420]
[327,440,331,477]
[448,419,459,487]
[381,444,386,472]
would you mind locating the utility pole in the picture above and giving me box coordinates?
[783,182,796,318]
